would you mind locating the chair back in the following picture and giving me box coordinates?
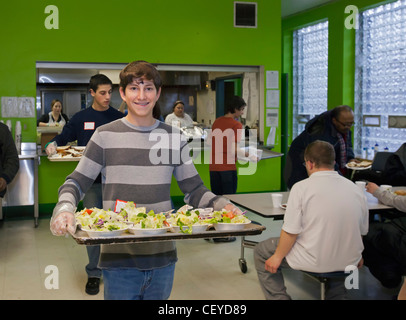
[371,152,393,172]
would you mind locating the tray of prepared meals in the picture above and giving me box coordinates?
[48,146,85,162]
[70,202,265,245]
[346,159,372,170]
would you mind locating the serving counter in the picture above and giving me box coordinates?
[36,139,285,217]
[37,126,62,152]
[187,139,283,161]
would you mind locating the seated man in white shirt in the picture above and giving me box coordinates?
[254,140,369,300]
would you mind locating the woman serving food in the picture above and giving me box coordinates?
[37,99,69,127]
[165,100,193,128]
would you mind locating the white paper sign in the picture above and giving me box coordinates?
[266,127,276,146]
[1,96,35,118]
[266,108,279,127]
[266,71,279,89]
[266,90,279,108]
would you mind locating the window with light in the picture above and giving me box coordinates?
[354,0,406,155]
[292,21,329,139]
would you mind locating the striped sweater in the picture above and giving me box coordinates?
[52,118,229,269]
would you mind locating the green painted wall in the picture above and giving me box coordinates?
[282,0,396,145]
[0,0,282,213]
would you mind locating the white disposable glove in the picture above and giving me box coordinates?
[223,203,243,215]
[46,141,57,156]
[248,154,260,162]
[50,212,76,236]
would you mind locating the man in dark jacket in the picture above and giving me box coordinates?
[0,122,19,199]
[285,105,355,189]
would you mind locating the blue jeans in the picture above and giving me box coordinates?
[82,183,102,278]
[102,264,176,300]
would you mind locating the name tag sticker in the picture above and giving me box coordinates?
[84,122,95,130]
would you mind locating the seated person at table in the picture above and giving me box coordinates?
[353,143,406,186]
[255,140,368,300]
[37,99,69,127]
[363,182,406,290]
[285,105,355,189]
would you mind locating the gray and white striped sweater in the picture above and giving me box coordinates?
[52,118,229,269]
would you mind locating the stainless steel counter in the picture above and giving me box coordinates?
[187,140,283,161]
[1,143,39,227]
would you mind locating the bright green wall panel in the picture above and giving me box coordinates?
[38,157,79,204]
[1,0,282,206]
[170,156,281,199]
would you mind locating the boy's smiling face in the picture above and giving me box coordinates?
[120,77,161,126]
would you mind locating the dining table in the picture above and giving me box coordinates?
[224,186,405,273]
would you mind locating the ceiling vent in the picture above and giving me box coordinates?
[234,2,257,28]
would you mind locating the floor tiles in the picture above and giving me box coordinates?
[0,218,401,300]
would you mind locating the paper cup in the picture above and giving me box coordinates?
[355,181,366,191]
[271,193,283,208]
[380,185,392,191]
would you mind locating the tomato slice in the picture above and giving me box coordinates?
[223,211,235,219]
[85,209,93,215]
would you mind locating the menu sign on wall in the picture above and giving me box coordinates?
[1,96,35,118]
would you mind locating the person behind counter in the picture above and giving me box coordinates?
[37,99,69,127]
[363,182,406,293]
[165,100,193,128]
[209,95,247,196]
[0,122,19,200]
[46,74,124,296]
[49,60,242,300]
[285,105,355,189]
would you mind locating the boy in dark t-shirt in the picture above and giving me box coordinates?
[45,74,123,295]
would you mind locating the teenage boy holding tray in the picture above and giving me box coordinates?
[50,60,241,300]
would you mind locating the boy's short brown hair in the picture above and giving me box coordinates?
[119,60,162,91]
[304,140,335,169]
